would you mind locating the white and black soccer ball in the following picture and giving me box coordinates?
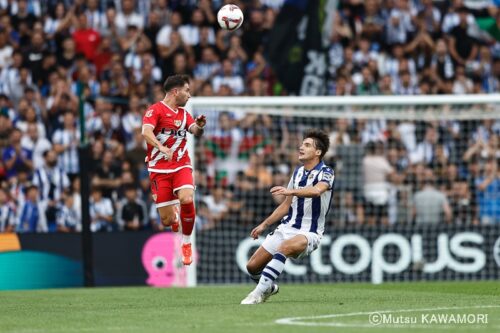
[217,4,244,31]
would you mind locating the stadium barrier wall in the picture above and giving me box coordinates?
[198,224,500,284]
[1,225,498,290]
[0,232,189,290]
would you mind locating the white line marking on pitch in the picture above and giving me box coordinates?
[275,305,500,328]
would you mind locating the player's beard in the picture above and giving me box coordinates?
[177,96,188,107]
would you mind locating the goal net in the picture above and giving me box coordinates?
[187,95,500,285]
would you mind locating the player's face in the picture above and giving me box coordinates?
[175,83,191,107]
[298,138,321,162]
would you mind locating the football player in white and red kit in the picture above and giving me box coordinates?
[141,75,206,265]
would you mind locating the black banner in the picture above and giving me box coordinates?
[266,0,335,95]
[197,224,500,284]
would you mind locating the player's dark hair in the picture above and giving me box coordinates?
[304,129,330,160]
[163,74,190,92]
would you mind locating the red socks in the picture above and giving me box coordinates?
[180,201,195,236]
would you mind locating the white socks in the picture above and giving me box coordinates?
[255,252,286,295]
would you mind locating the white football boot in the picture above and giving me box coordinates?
[262,283,279,302]
[240,290,264,305]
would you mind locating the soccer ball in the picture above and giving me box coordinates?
[217,4,244,31]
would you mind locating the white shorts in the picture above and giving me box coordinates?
[262,224,321,259]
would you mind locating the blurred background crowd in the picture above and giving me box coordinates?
[0,0,499,233]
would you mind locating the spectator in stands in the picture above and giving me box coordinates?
[339,191,364,225]
[386,0,414,46]
[475,158,500,224]
[448,6,478,66]
[20,123,51,169]
[117,184,148,231]
[194,200,215,231]
[32,149,70,231]
[114,0,144,37]
[449,180,476,225]
[244,152,273,189]
[179,8,214,46]
[89,186,114,232]
[471,119,500,143]
[56,191,81,232]
[411,125,449,166]
[52,111,79,178]
[0,187,15,232]
[72,11,100,62]
[85,0,108,34]
[326,118,351,159]
[15,103,45,138]
[92,149,122,200]
[193,46,220,84]
[3,128,33,179]
[230,173,261,226]
[355,66,379,95]
[362,141,397,225]
[212,59,245,95]
[201,186,230,227]
[0,27,13,71]
[413,173,452,224]
[17,184,47,233]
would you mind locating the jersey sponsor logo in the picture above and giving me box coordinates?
[145,109,154,117]
[160,128,187,138]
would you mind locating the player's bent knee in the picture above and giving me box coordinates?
[160,215,175,227]
[179,195,193,205]
[277,244,291,256]
[246,262,260,275]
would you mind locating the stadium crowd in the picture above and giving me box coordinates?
[0,0,499,233]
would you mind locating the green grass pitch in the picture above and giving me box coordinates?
[1,281,499,333]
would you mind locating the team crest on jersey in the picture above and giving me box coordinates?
[152,194,157,202]
[174,120,181,127]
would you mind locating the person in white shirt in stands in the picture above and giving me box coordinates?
[21,123,51,169]
[212,59,244,95]
[114,0,144,37]
[89,187,115,232]
[52,111,79,178]
[362,141,399,226]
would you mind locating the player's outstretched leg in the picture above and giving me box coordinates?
[241,252,286,304]
[245,248,279,303]
[178,189,195,265]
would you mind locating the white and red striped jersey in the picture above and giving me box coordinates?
[142,101,196,173]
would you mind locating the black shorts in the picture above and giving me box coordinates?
[364,201,388,219]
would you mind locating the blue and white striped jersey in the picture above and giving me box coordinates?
[280,161,334,236]
[0,205,16,232]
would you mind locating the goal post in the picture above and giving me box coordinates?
[186,95,500,285]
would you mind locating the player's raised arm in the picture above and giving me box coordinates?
[270,182,330,198]
[188,115,206,137]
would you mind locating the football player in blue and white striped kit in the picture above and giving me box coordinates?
[241,129,334,304]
